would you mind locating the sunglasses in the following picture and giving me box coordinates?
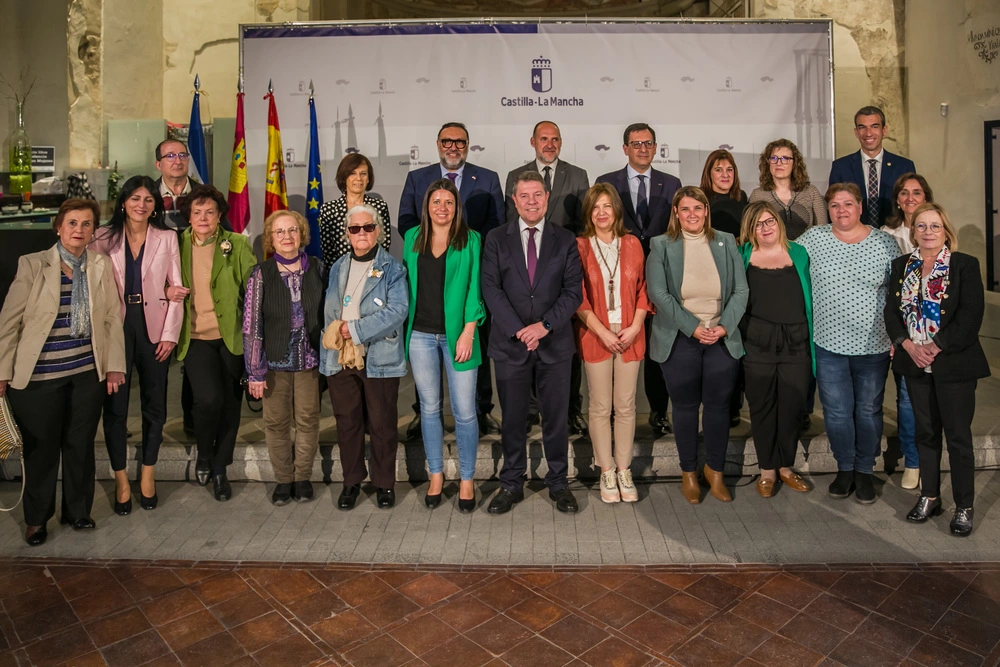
[348,223,377,234]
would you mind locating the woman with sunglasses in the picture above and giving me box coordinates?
[749,139,827,240]
[321,205,408,510]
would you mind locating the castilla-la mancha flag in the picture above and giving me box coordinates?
[227,91,250,234]
[263,90,288,218]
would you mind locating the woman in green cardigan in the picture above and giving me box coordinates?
[738,201,814,498]
[170,185,257,501]
[403,178,485,512]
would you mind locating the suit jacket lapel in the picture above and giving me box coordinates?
[506,222,532,291]
[648,171,667,221]
[616,169,638,227]
[666,237,684,294]
[43,245,62,307]
[210,230,228,286]
[552,163,568,196]
[850,151,865,191]
[708,236,728,295]
[459,165,476,202]
[141,227,162,278]
[880,150,897,198]
[535,222,557,287]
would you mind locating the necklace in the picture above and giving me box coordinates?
[594,236,621,310]
[342,259,373,308]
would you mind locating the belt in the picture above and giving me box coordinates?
[126,293,143,305]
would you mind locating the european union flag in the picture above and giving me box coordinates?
[305,96,323,258]
[188,75,210,184]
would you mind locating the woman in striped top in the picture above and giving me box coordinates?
[0,199,126,546]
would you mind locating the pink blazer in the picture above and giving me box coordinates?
[92,225,184,344]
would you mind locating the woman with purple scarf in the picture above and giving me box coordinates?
[243,210,326,505]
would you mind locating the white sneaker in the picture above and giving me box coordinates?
[600,470,620,503]
[617,469,638,502]
[901,467,921,490]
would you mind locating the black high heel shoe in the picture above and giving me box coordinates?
[115,496,133,516]
[26,525,47,546]
[458,495,476,513]
[140,493,158,510]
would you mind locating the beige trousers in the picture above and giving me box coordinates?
[583,324,641,471]
[262,368,320,483]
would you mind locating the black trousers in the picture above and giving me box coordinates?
[9,370,104,526]
[743,324,811,470]
[643,320,669,414]
[184,339,244,471]
[660,335,738,472]
[327,368,399,489]
[908,374,977,509]
[104,306,169,471]
[495,354,571,492]
[476,308,495,414]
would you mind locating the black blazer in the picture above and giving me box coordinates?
[481,220,583,365]
[884,251,989,382]
[595,166,681,256]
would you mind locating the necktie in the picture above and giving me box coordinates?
[526,227,538,285]
[636,174,649,227]
[162,194,174,210]
[867,159,879,226]
[543,166,552,192]
[446,172,458,184]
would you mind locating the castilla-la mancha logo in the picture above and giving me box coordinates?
[531,56,552,93]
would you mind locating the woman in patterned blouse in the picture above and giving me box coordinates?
[318,154,391,272]
[243,210,325,506]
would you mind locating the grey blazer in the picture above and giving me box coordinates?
[644,230,748,362]
[504,160,590,234]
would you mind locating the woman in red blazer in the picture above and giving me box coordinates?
[575,184,651,504]
[92,175,184,514]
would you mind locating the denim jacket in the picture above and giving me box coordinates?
[319,246,409,378]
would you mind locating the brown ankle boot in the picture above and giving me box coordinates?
[703,465,732,502]
[681,471,701,504]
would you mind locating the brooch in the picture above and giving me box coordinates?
[370,268,383,278]
[220,239,233,257]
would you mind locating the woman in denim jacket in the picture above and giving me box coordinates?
[320,204,409,510]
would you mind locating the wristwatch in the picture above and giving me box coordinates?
[542,319,552,331]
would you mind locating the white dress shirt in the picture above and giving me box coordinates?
[626,163,651,214]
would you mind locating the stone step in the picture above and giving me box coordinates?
[7,418,995,483]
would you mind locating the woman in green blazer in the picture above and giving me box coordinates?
[403,178,486,512]
[170,185,257,501]
[738,201,814,499]
[646,186,748,504]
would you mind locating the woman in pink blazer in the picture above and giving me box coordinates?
[92,175,184,514]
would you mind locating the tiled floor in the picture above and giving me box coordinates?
[0,559,997,666]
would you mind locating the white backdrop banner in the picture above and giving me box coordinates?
[241,20,833,244]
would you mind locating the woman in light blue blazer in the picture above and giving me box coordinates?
[320,204,409,511]
[646,186,748,504]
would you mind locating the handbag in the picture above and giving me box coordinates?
[0,395,25,512]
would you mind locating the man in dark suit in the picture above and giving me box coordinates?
[398,122,505,437]
[828,105,916,228]
[504,121,590,435]
[596,123,681,437]
[482,171,583,514]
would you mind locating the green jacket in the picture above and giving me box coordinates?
[176,228,257,360]
[738,241,815,374]
[645,231,748,362]
[402,227,486,371]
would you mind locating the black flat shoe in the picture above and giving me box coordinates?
[406,414,422,441]
[294,480,314,503]
[115,497,132,516]
[425,492,442,509]
[338,484,360,510]
[951,507,974,536]
[906,496,942,523]
[828,470,855,498]
[487,488,524,514]
[212,473,232,501]
[195,459,211,487]
[376,487,395,509]
[549,488,580,513]
[525,413,540,435]
[140,493,158,511]
[272,483,293,506]
[26,525,47,546]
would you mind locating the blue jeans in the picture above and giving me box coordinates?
[814,346,890,474]
[409,331,479,480]
[894,373,918,468]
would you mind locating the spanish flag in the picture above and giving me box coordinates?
[227,91,250,234]
[263,89,288,219]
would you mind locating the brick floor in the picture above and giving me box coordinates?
[0,559,998,666]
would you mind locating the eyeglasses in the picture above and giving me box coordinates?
[348,223,377,234]
[160,152,190,161]
[754,217,778,230]
[628,140,655,149]
[768,156,794,164]
[439,138,468,149]
[915,223,944,233]
[272,227,300,237]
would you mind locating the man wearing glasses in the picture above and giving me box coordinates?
[596,123,681,438]
[153,140,231,231]
[398,122,504,437]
